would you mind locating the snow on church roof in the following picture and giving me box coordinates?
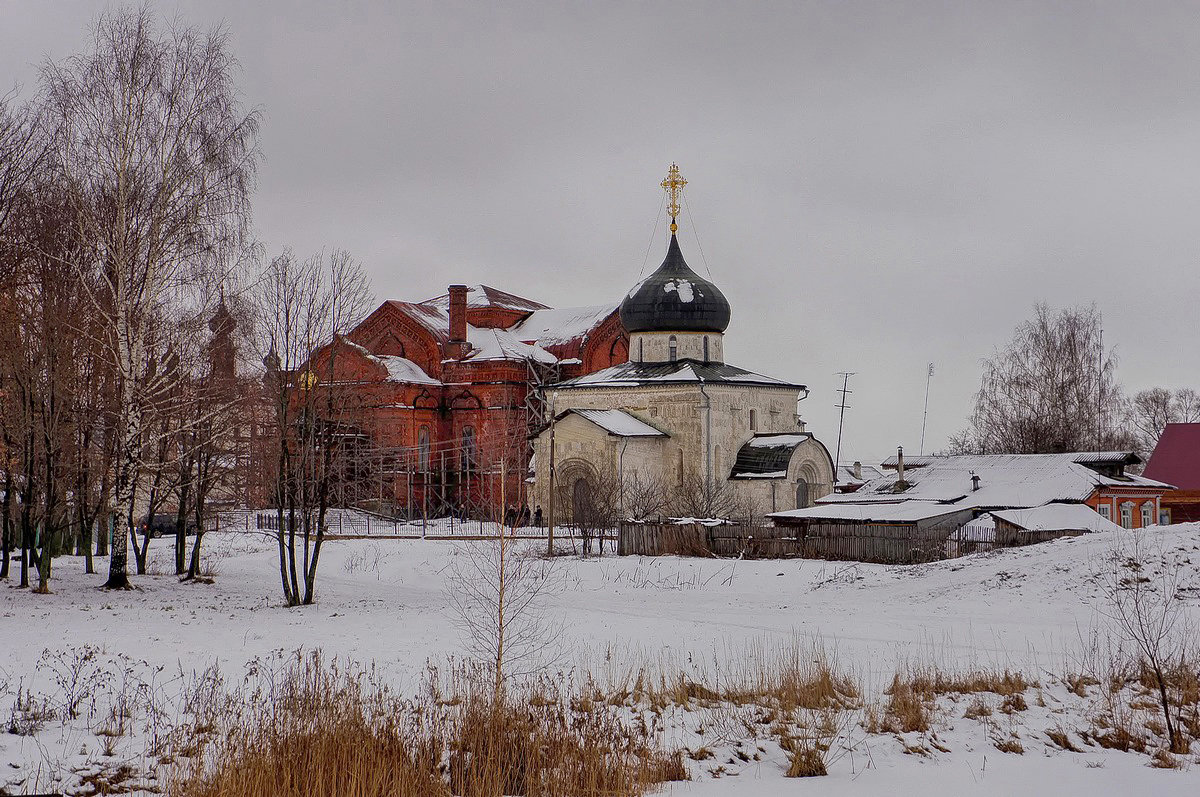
[568,409,667,437]
[420,284,548,312]
[555,359,801,390]
[511,304,617,347]
[376,355,440,385]
[464,328,558,365]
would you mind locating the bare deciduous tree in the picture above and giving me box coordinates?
[670,473,749,521]
[40,7,259,589]
[950,304,1133,454]
[1102,531,1192,754]
[1125,387,1200,458]
[257,248,371,606]
[447,530,561,696]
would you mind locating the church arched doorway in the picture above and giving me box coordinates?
[796,479,810,509]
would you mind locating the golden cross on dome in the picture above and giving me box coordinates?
[661,163,687,233]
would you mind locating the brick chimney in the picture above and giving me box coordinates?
[447,284,468,351]
[895,446,908,491]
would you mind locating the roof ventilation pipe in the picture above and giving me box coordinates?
[971,472,981,492]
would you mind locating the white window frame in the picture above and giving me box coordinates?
[1119,501,1134,529]
[1141,502,1154,528]
[1097,503,1112,521]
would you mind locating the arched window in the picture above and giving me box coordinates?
[668,335,677,362]
[703,336,709,362]
[749,409,757,431]
[418,427,430,472]
[462,426,476,470]
[1141,502,1154,528]
[796,479,810,509]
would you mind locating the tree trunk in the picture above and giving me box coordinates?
[0,469,11,580]
[35,522,51,594]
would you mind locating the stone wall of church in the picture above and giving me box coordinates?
[532,381,832,521]
[629,331,724,364]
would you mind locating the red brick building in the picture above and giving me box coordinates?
[304,285,628,518]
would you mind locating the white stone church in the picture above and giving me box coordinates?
[530,167,834,520]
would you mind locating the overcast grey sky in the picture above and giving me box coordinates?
[4,1,1199,462]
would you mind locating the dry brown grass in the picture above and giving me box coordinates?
[994,736,1024,754]
[169,653,685,797]
[876,664,1033,736]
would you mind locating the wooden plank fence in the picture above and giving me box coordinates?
[619,522,959,564]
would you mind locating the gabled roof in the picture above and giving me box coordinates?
[511,304,618,347]
[730,434,812,479]
[1144,424,1200,490]
[822,453,1171,510]
[421,284,548,313]
[836,462,886,486]
[565,408,667,437]
[554,359,802,390]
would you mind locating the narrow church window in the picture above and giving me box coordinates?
[638,338,644,362]
[418,427,430,472]
[677,449,684,484]
[749,409,757,431]
[796,479,810,509]
[669,335,677,362]
[462,426,476,470]
[703,336,709,362]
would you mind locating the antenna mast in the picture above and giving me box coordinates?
[920,363,935,455]
[834,372,855,471]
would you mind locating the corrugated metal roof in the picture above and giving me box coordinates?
[730,434,811,479]
[991,504,1124,533]
[1145,424,1200,490]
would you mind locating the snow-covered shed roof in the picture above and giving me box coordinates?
[769,501,968,523]
[729,434,812,479]
[512,305,617,347]
[991,504,1124,533]
[566,409,667,437]
[821,453,1171,510]
[555,359,801,390]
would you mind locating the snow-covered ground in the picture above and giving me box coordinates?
[2,524,1199,794]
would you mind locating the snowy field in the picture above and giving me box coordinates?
[3,524,1200,794]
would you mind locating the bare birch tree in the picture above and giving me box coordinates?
[40,8,259,588]
[447,529,561,696]
[950,304,1133,454]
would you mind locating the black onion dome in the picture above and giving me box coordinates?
[619,234,731,333]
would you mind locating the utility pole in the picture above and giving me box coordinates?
[834,372,855,473]
[920,363,934,456]
[547,394,556,556]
